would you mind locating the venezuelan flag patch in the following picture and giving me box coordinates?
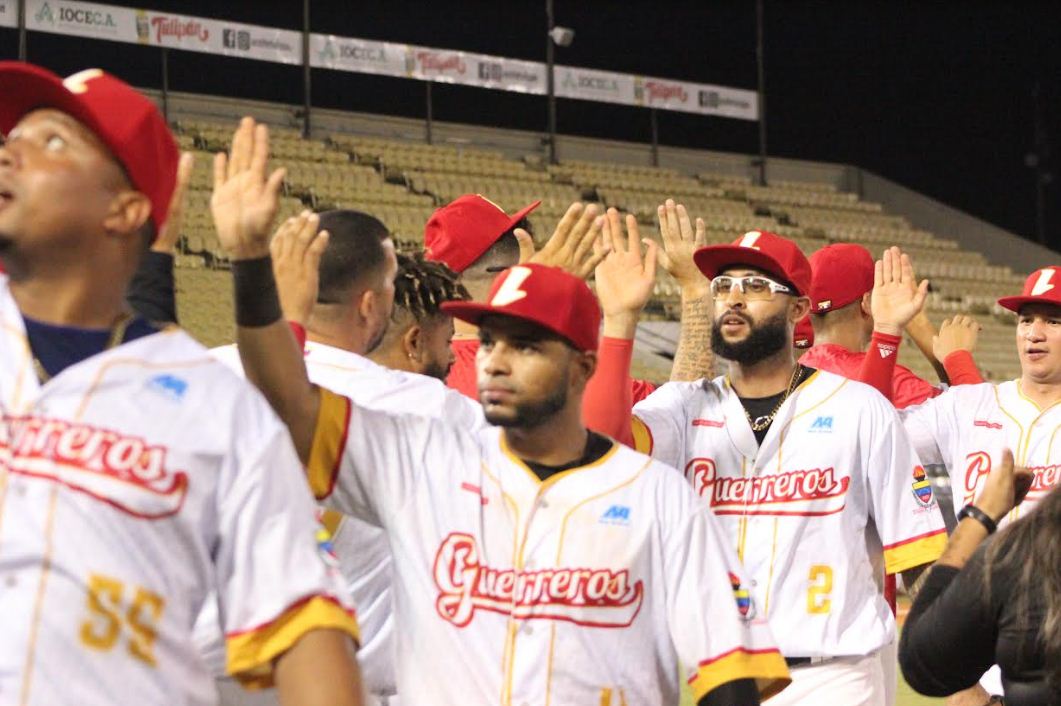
[911,465,934,507]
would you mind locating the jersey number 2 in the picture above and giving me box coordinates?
[80,573,166,666]
[806,565,833,614]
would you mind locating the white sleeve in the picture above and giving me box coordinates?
[897,389,960,468]
[663,479,790,701]
[306,387,470,527]
[863,396,948,575]
[631,381,692,468]
[215,393,359,687]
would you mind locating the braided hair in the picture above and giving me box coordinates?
[393,251,471,322]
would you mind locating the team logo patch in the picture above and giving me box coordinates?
[911,465,934,507]
[146,373,188,401]
[600,504,630,525]
[728,572,755,620]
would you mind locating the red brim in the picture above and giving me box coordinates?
[0,63,104,140]
[507,199,542,232]
[693,245,799,293]
[996,295,1061,313]
[440,300,582,350]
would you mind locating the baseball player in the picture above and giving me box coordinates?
[214,156,792,703]
[0,63,361,705]
[369,251,471,381]
[863,260,1061,704]
[590,230,948,705]
[207,209,485,706]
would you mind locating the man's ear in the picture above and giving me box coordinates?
[357,289,376,323]
[791,295,812,321]
[102,191,151,242]
[572,349,597,392]
[402,324,422,362]
[860,291,873,319]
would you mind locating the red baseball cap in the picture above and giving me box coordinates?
[424,194,541,273]
[794,315,814,349]
[0,62,179,232]
[694,230,812,296]
[441,264,601,351]
[997,267,1061,313]
[808,243,874,313]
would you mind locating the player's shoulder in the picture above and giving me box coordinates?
[606,438,696,499]
[804,368,894,410]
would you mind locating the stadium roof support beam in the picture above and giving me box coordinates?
[17,0,26,60]
[755,0,768,186]
[545,0,558,164]
[301,0,312,139]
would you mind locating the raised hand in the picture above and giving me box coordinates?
[656,199,707,293]
[210,117,287,260]
[270,211,330,326]
[871,246,929,335]
[933,315,981,361]
[975,448,1034,522]
[523,202,609,279]
[153,151,194,254]
[594,208,658,338]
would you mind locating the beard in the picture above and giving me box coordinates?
[482,378,568,428]
[421,357,452,382]
[711,308,789,365]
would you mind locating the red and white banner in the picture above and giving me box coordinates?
[15,0,758,121]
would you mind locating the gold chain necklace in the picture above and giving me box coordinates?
[744,364,803,432]
[32,312,134,384]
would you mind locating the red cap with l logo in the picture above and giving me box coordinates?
[693,230,812,296]
[997,267,1061,312]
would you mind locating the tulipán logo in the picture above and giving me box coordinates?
[0,414,188,519]
[686,457,849,516]
[150,16,209,43]
[416,51,466,75]
[643,81,688,103]
[433,533,644,628]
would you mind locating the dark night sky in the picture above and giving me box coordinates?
[2,1,1059,248]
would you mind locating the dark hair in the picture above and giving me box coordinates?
[394,251,470,322]
[983,486,1061,688]
[315,209,390,304]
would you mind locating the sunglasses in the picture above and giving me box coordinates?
[710,275,792,300]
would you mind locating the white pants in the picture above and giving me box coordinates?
[881,638,897,706]
[767,652,885,706]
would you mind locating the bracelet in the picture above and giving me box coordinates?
[956,504,998,534]
[232,256,282,328]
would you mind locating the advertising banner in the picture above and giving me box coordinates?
[17,0,759,121]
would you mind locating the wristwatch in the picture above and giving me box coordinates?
[957,504,998,534]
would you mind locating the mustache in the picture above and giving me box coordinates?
[716,309,753,325]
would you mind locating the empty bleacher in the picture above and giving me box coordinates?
[168,114,1027,383]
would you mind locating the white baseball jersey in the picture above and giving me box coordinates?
[307,387,790,705]
[900,380,1061,522]
[631,370,948,659]
[206,341,484,697]
[0,278,358,706]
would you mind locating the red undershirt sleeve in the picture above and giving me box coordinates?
[858,331,902,402]
[582,336,635,447]
[942,350,984,386]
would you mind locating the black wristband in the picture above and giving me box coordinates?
[232,256,282,328]
[957,504,998,534]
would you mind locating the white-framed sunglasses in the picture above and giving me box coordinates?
[710,275,792,300]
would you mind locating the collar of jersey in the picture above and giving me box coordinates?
[499,432,619,490]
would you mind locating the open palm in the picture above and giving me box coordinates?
[210,117,287,260]
[594,209,658,318]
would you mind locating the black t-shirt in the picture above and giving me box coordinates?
[900,541,1060,705]
[738,365,814,445]
[522,431,614,482]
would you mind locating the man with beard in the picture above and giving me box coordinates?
[593,230,947,705]
[217,160,792,704]
[368,251,470,381]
